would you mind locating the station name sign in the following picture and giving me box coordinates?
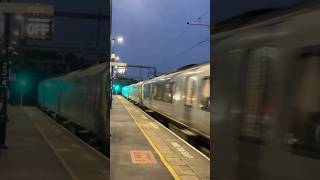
[23,17,53,40]
[0,2,54,15]
[0,3,54,40]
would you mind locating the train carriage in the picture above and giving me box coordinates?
[212,2,320,180]
[38,63,110,156]
[123,62,210,139]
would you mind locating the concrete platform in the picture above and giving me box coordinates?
[111,96,210,180]
[0,106,109,180]
[111,96,173,180]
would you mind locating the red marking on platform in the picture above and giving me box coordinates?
[130,150,157,164]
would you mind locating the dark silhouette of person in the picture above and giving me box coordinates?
[0,113,8,149]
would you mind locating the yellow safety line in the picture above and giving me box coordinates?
[24,108,79,180]
[118,97,180,180]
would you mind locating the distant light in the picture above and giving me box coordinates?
[115,56,120,61]
[116,36,124,44]
[111,53,116,60]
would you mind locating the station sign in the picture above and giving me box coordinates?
[110,61,127,76]
[0,2,54,15]
[110,62,127,67]
[23,17,53,40]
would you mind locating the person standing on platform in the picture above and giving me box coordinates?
[0,113,8,149]
[0,87,8,149]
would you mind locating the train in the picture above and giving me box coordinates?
[38,63,110,156]
[122,62,210,140]
[212,2,320,180]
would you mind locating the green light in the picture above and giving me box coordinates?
[122,86,130,96]
[20,80,26,87]
[113,84,121,93]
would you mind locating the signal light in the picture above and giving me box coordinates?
[113,84,121,93]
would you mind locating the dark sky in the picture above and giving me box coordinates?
[112,0,210,74]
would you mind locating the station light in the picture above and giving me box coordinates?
[116,36,124,44]
[111,53,116,60]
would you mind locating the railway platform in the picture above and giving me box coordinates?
[0,106,109,180]
[111,95,210,180]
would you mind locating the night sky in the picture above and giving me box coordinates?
[112,0,210,74]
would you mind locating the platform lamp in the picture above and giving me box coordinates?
[111,36,124,61]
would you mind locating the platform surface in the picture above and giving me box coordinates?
[111,95,210,180]
[0,106,109,180]
[111,96,173,180]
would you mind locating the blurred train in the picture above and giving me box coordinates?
[38,63,110,156]
[122,62,210,139]
[212,2,320,180]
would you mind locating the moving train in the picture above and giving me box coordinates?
[122,62,210,139]
[38,63,110,156]
[212,2,320,180]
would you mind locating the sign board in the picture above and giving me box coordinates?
[0,2,54,15]
[130,150,157,164]
[110,62,127,67]
[23,17,53,40]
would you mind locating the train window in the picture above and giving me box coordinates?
[240,47,273,144]
[185,77,197,106]
[200,77,210,111]
[152,84,157,99]
[288,47,320,158]
[154,82,164,101]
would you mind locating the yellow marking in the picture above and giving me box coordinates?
[118,97,181,180]
[24,108,79,180]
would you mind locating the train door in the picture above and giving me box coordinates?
[237,47,273,180]
[286,45,320,160]
[143,83,152,107]
[140,84,143,104]
[197,76,210,136]
[184,76,197,125]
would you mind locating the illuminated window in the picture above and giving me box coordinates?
[200,76,210,111]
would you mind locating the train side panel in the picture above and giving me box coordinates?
[212,6,320,180]
[38,78,60,112]
[59,64,109,140]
